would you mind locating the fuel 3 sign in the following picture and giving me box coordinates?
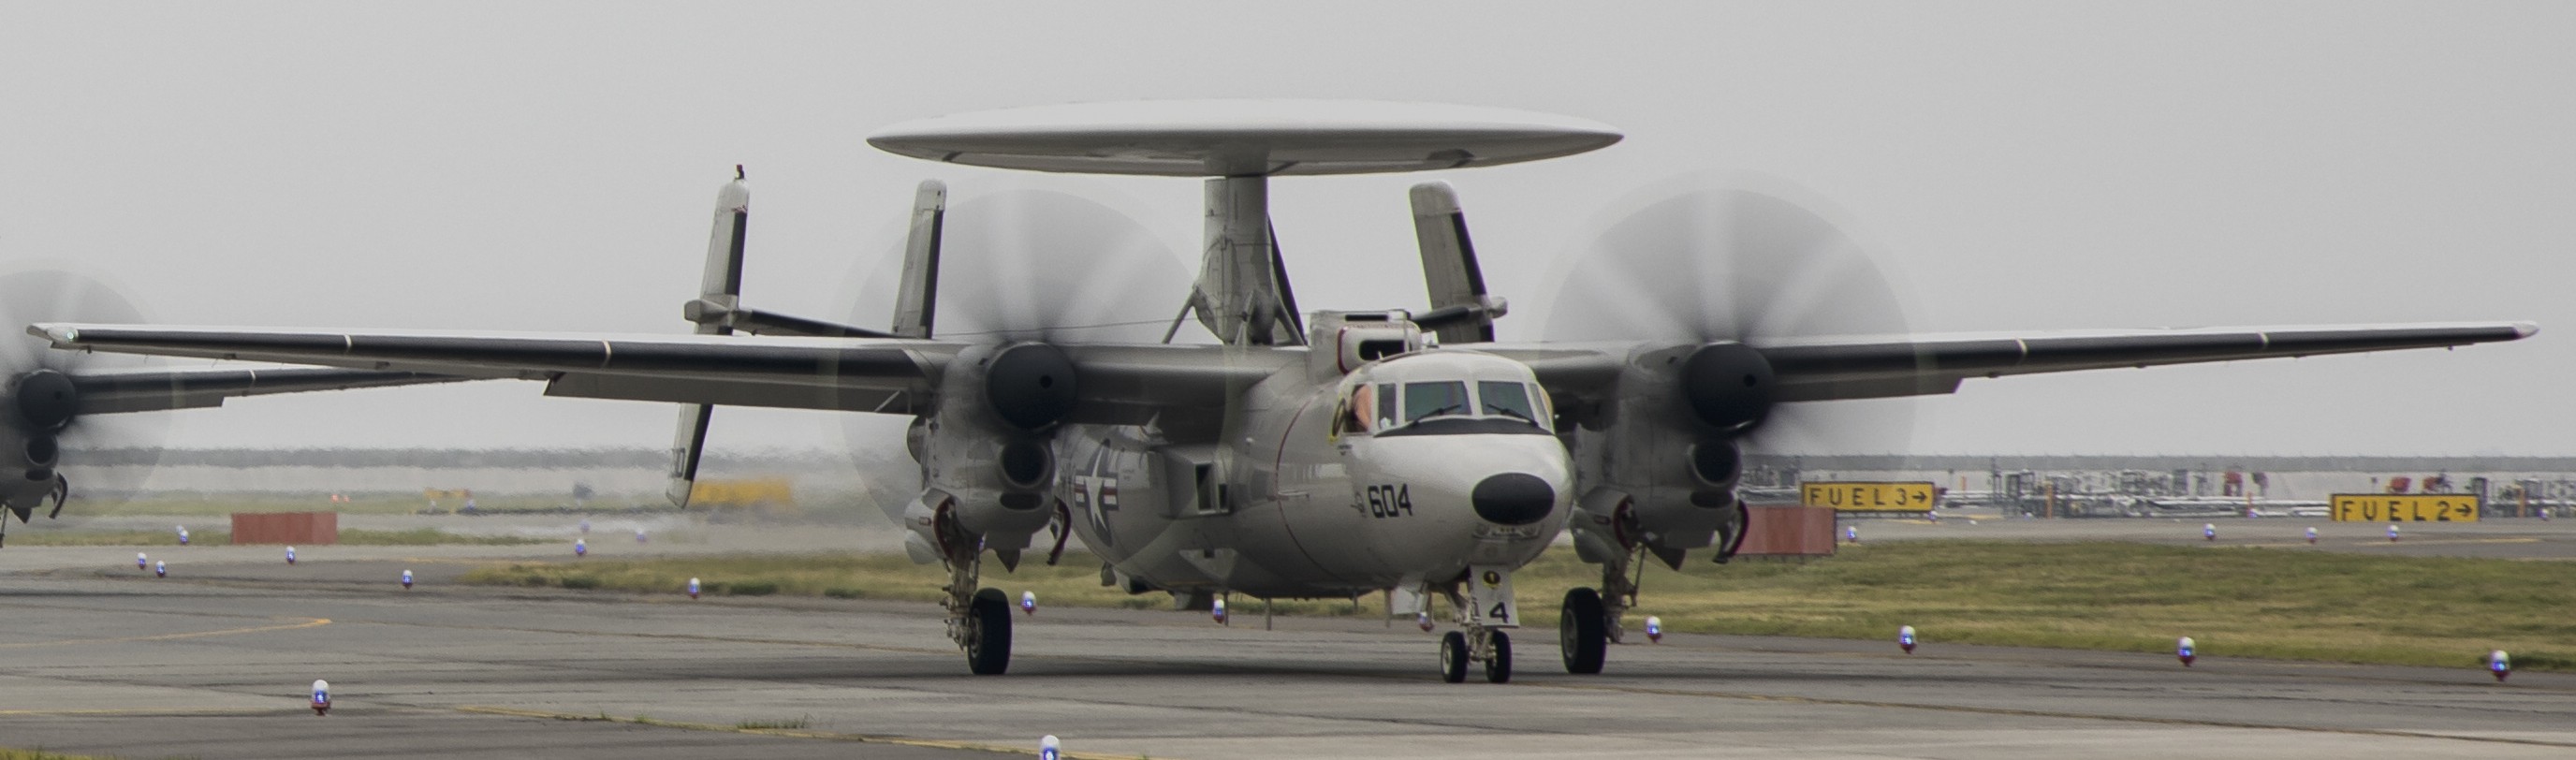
[1801,482,1938,512]
[2331,494,2481,522]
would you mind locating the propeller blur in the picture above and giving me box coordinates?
[0,267,462,545]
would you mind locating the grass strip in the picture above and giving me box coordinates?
[0,750,115,760]
[460,540,2576,671]
[7,528,545,547]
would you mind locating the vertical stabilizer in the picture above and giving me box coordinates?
[891,181,945,340]
[1410,182,1500,343]
[667,168,751,508]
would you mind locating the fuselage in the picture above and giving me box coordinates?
[1051,349,1573,598]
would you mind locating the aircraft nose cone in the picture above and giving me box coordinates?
[1471,473,1555,526]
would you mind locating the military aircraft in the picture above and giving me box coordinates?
[0,269,455,545]
[30,100,2534,681]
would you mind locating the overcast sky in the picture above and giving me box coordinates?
[1,2,2568,456]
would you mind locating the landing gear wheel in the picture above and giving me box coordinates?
[966,587,1013,675]
[1561,587,1606,674]
[1485,631,1514,683]
[1440,631,1469,683]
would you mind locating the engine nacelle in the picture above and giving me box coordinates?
[14,370,76,432]
[984,343,1077,431]
[1564,345,1752,567]
[914,343,1064,552]
[1681,343,1772,433]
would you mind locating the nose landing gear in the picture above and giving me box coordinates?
[1434,565,1520,683]
[1439,627,1515,683]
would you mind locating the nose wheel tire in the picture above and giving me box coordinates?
[967,587,1013,675]
[1560,587,1606,674]
[1440,631,1469,683]
[1485,631,1514,683]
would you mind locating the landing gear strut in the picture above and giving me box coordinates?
[936,508,1011,675]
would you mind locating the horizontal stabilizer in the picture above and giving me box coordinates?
[684,300,894,339]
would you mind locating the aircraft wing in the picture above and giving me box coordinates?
[68,366,468,415]
[1498,322,2537,402]
[27,325,1289,420]
[1760,322,2535,401]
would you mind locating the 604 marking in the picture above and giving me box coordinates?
[1364,484,1414,519]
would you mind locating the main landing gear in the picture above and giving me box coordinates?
[1559,547,1635,674]
[1559,587,1607,674]
[937,511,1011,675]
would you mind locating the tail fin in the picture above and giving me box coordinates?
[890,181,945,339]
[1409,182,1504,343]
[666,169,753,507]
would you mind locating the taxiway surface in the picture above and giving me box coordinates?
[6,544,2574,760]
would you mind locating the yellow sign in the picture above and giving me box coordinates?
[2330,493,2481,522]
[689,478,796,507]
[1802,481,1938,512]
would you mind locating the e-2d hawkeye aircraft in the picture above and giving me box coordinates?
[31,101,2535,681]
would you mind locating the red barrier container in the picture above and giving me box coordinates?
[1735,505,1836,557]
[229,512,339,545]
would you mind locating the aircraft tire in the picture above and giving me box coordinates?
[1485,630,1514,683]
[968,587,1013,675]
[1440,631,1469,683]
[1560,587,1606,674]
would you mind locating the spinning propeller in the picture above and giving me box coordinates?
[1544,175,1923,455]
[908,185,1193,345]
[0,267,168,527]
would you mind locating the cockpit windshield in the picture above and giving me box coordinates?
[1403,381,1470,423]
[1360,378,1549,436]
[1479,381,1539,423]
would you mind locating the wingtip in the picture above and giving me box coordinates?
[2513,321,2540,339]
[25,324,74,343]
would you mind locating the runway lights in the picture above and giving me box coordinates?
[402,569,414,590]
[2305,527,2318,545]
[285,546,297,565]
[2388,524,2400,543]
[176,526,188,546]
[154,561,166,578]
[1899,625,1917,654]
[636,528,648,544]
[578,519,591,534]
[2203,523,2216,542]
[687,577,701,599]
[1845,526,1859,544]
[1040,735,1061,760]
[1212,597,1228,625]
[2491,650,2511,682]
[1416,611,1433,633]
[1645,616,1662,643]
[2177,636,2196,666]
[137,552,147,570]
[311,680,330,716]
[1021,591,1037,616]
[574,538,587,558]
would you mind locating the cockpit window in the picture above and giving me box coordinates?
[1375,384,1398,429]
[1479,381,1540,424]
[1403,381,1470,423]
